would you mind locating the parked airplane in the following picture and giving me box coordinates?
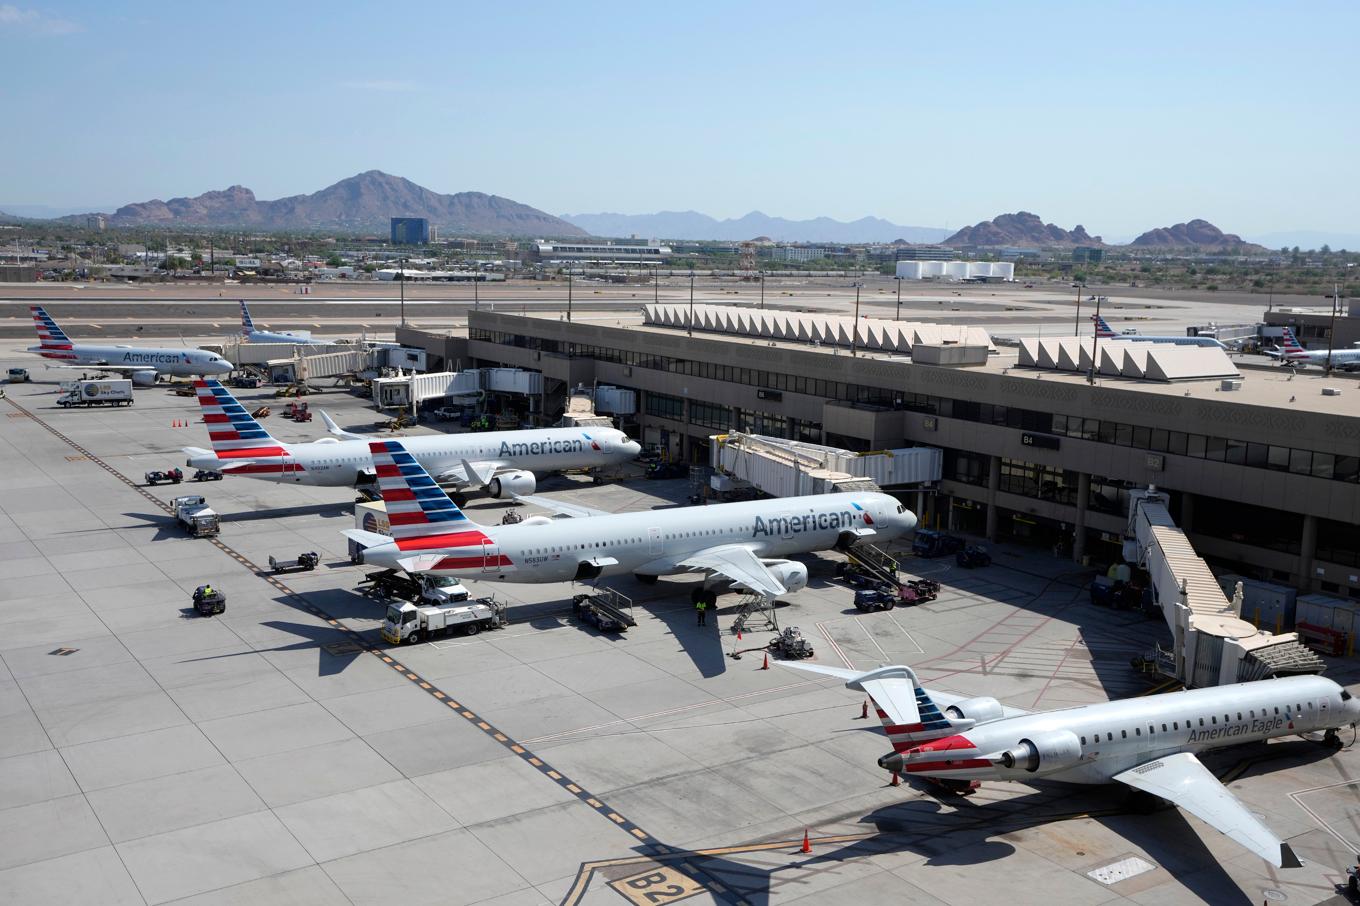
[183,380,639,495]
[240,300,332,345]
[1093,315,1227,349]
[1264,326,1360,371]
[345,439,917,600]
[781,660,1358,868]
[26,305,233,383]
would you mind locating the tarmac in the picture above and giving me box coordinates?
[1,362,1358,905]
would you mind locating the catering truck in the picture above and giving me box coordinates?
[57,379,134,407]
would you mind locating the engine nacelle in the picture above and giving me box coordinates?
[131,371,158,387]
[997,730,1083,774]
[487,470,536,499]
[732,559,809,595]
[944,696,1005,725]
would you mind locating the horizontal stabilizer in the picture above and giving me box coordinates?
[341,528,391,548]
[776,662,921,726]
[397,554,446,573]
[512,494,609,518]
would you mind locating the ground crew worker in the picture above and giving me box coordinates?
[202,585,213,599]
[695,597,708,626]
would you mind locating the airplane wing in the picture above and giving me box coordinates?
[49,363,154,374]
[1113,752,1301,869]
[431,460,505,488]
[511,494,609,518]
[679,545,786,599]
[319,410,368,441]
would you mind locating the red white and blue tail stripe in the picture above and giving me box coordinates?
[240,300,256,338]
[30,305,77,359]
[194,380,285,459]
[370,440,505,565]
[1092,314,1117,339]
[1279,327,1306,356]
[877,682,958,752]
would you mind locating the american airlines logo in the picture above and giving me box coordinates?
[1187,715,1284,743]
[121,351,191,365]
[753,510,857,537]
[498,438,586,457]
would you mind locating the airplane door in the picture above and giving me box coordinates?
[648,527,662,555]
[482,540,499,573]
[282,457,303,483]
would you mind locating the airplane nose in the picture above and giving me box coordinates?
[622,440,642,457]
[901,510,918,534]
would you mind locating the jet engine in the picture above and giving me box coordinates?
[732,560,809,595]
[944,696,1005,725]
[487,470,535,499]
[995,730,1083,774]
[131,371,158,387]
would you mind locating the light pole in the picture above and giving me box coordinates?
[399,256,407,327]
[894,275,902,321]
[473,272,479,310]
[567,273,573,323]
[688,274,695,337]
[1326,283,1340,374]
[851,281,862,357]
[653,265,659,303]
[1073,282,1084,336]
[1087,293,1103,385]
[759,273,765,309]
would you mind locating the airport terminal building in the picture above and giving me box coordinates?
[401,310,1360,600]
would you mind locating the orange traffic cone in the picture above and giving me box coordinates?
[761,652,769,670]
[859,699,869,720]
[737,629,742,641]
[890,771,900,787]
[800,829,811,854]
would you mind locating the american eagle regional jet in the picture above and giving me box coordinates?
[781,660,1359,869]
[183,380,640,496]
[27,305,232,383]
[344,439,918,600]
[239,300,333,345]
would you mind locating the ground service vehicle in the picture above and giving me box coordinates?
[359,569,470,605]
[956,544,992,568]
[173,495,220,537]
[8,368,31,383]
[382,598,505,644]
[912,530,964,558]
[268,552,319,573]
[57,379,133,407]
[192,469,223,481]
[145,468,183,485]
[192,585,225,616]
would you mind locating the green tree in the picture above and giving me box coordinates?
[326,254,343,267]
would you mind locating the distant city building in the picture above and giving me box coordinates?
[1073,246,1104,264]
[873,245,958,262]
[896,260,1015,281]
[390,217,430,245]
[85,214,106,231]
[534,240,671,264]
[769,246,827,263]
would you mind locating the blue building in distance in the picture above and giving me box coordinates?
[390,217,430,245]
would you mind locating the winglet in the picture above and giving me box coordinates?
[460,458,494,487]
[319,410,366,441]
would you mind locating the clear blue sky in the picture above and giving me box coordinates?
[2,1,1356,238]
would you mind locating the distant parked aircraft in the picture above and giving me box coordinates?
[1093,315,1227,349]
[26,306,232,383]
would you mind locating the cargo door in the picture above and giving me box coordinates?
[482,539,500,572]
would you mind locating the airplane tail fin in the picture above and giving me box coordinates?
[370,440,493,554]
[239,300,255,338]
[30,305,74,351]
[775,663,968,751]
[194,380,285,459]
[1280,326,1305,354]
[1092,314,1117,338]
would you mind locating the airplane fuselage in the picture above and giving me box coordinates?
[244,329,332,346]
[366,491,914,583]
[188,427,638,486]
[897,675,1355,784]
[27,342,232,376]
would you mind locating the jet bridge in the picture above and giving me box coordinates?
[710,433,941,498]
[1124,488,1324,687]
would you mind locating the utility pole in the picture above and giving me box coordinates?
[473,272,479,310]
[687,273,695,337]
[851,282,862,357]
[653,265,658,303]
[759,273,765,309]
[399,256,406,327]
[1087,293,1103,384]
[1326,283,1339,373]
[1073,282,1084,336]
[895,275,902,321]
[567,273,573,322]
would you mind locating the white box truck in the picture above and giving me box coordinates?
[57,379,134,407]
[381,597,506,645]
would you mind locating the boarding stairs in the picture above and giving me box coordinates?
[732,592,779,634]
[846,543,900,588]
[575,586,636,632]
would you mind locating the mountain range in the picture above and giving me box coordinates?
[943,211,1099,248]
[561,210,950,244]
[52,171,587,237]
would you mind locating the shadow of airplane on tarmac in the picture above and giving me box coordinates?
[177,618,368,676]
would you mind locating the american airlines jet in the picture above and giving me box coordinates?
[345,439,917,599]
[782,661,1358,869]
[26,305,233,383]
[239,300,333,345]
[1093,315,1227,349]
[183,380,640,496]
[1265,326,1360,371]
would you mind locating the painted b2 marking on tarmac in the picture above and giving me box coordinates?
[609,866,706,905]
